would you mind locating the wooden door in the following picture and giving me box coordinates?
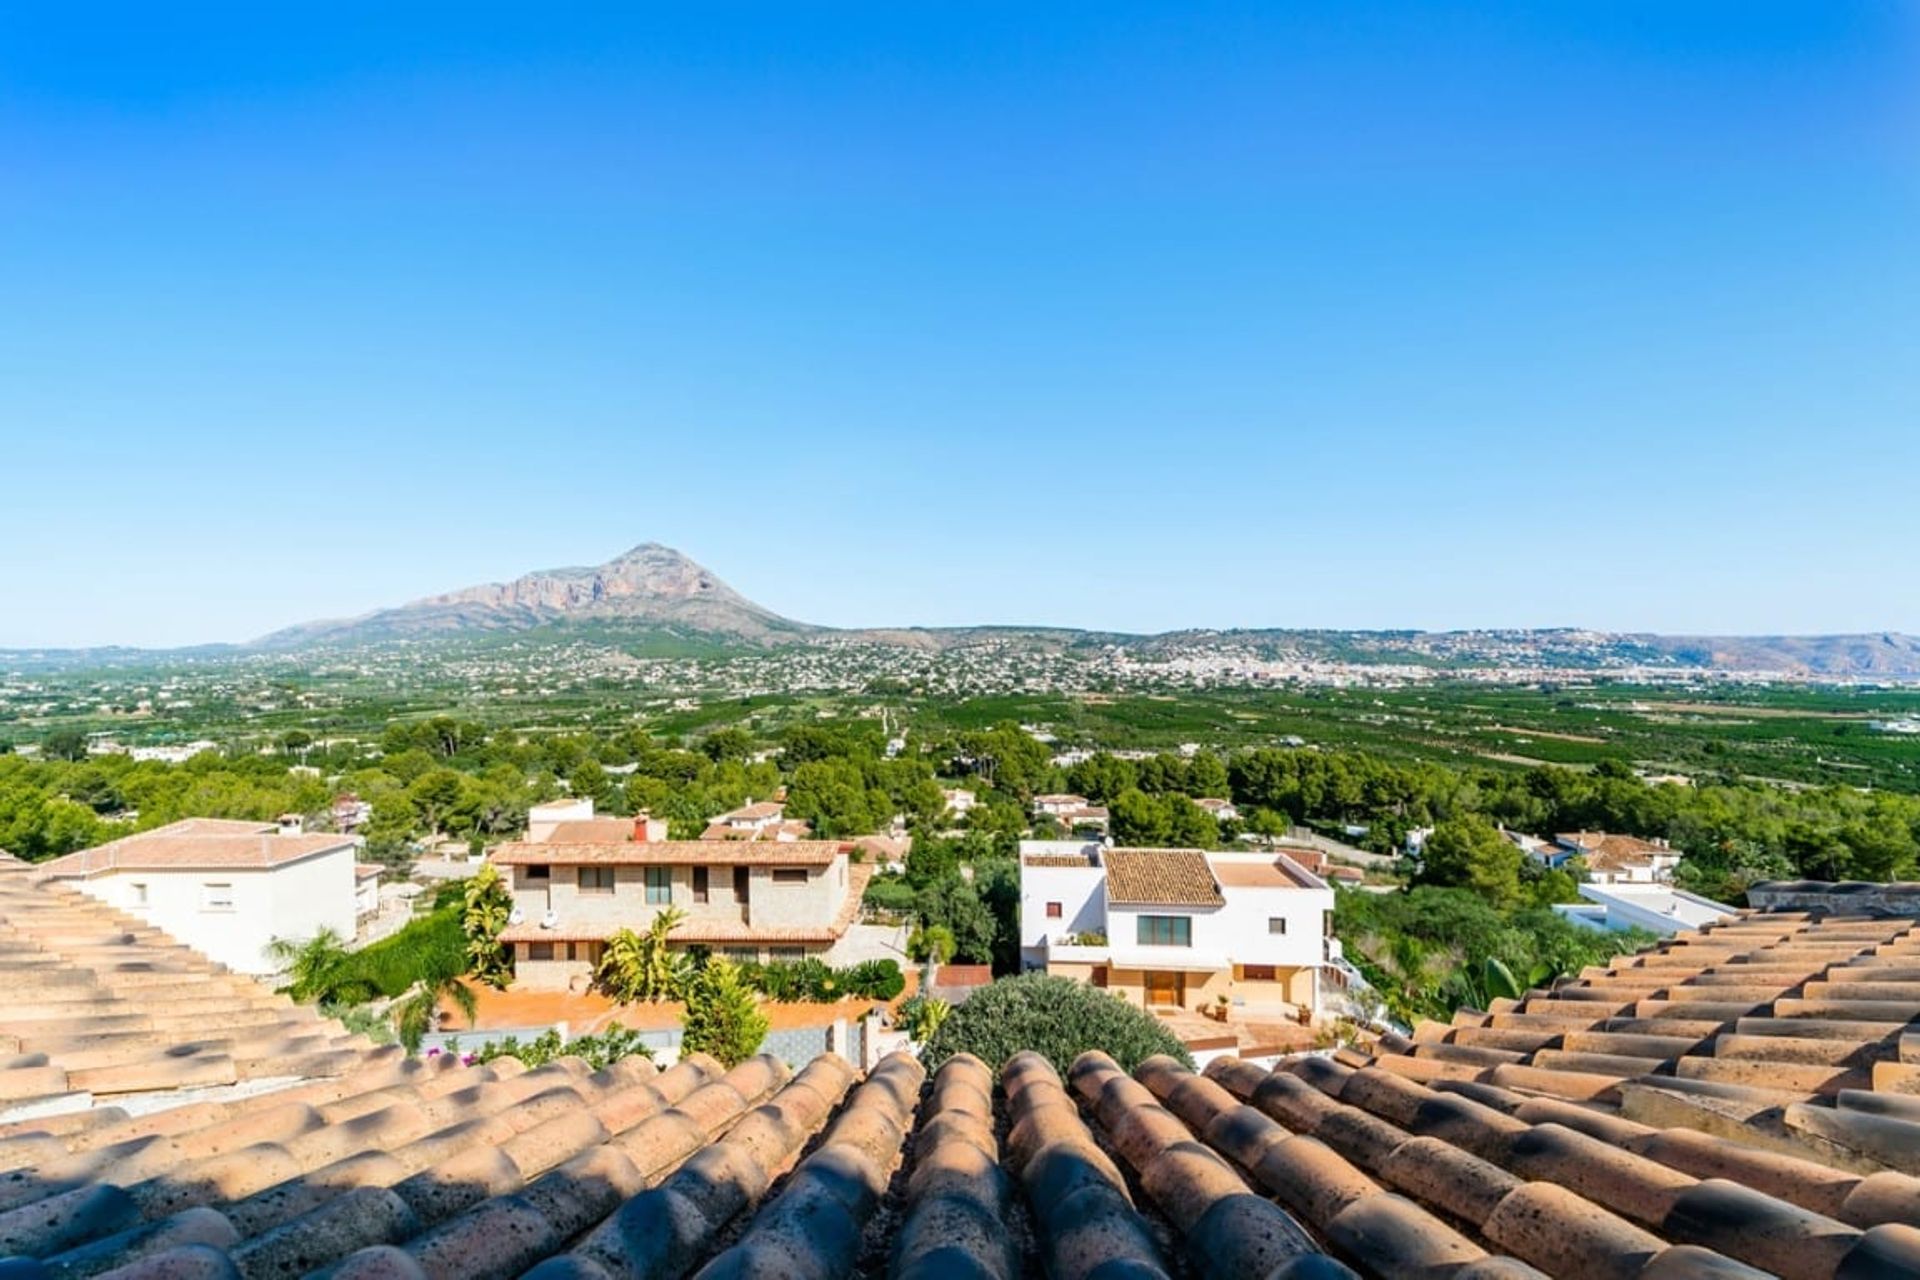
[1144,970,1183,1007]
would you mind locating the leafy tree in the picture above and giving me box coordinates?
[407,769,466,837]
[462,863,514,990]
[916,875,995,963]
[1186,751,1230,798]
[597,908,691,1002]
[1415,816,1524,908]
[1110,787,1171,845]
[924,973,1192,1074]
[680,956,769,1067]
[41,729,89,762]
[908,923,957,965]
[701,728,754,763]
[862,873,918,916]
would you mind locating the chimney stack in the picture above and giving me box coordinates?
[634,816,651,843]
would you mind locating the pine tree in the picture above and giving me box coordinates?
[680,956,768,1067]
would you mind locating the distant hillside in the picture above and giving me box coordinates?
[254,544,816,648]
[135,542,1920,679]
[1635,632,1920,677]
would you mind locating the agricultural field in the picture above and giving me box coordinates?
[5,643,1919,796]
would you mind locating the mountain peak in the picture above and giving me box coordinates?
[254,543,809,648]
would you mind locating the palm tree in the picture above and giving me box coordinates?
[462,863,514,990]
[597,907,690,1002]
[392,957,479,1054]
[265,928,360,1006]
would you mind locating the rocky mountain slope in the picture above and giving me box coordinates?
[241,543,1920,677]
[254,543,814,647]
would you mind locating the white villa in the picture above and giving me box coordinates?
[34,818,360,974]
[1018,841,1335,1019]
[1547,831,1683,885]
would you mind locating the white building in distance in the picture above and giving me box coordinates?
[1018,841,1335,1018]
[1553,882,1736,937]
[34,818,360,974]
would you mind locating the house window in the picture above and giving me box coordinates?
[1046,902,1063,919]
[643,866,672,904]
[772,868,807,885]
[130,883,148,907]
[769,946,805,963]
[724,947,758,963]
[1136,915,1191,947]
[1242,964,1277,981]
[524,865,551,881]
[201,883,234,912]
[733,867,750,903]
[527,942,554,961]
[578,867,616,895]
[1268,917,1288,935]
[692,867,710,904]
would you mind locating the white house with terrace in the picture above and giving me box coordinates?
[33,817,359,974]
[1018,840,1336,1019]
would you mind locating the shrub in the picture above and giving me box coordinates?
[738,957,904,1003]
[898,992,950,1042]
[842,958,906,1001]
[861,875,917,917]
[681,957,769,1067]
[596,908,692,1002]
[344,906,466,999]
[464,1022,654,1071]
[922,973,1192,1075]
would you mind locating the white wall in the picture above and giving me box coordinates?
[1204,884,1332,968]
[1018,864,1105,966]
[76,846,358,973]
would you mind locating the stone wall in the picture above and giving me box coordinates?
[1746,880,1920,918]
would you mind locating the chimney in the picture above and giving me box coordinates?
[633,816,652,843]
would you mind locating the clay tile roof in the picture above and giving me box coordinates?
[1103,848,1223,907]
[35,823,357,877]
[10,876,1920,1280]
[1557,831,1669,870]
[545,818,641,843]
[0,874,363,1108]
[1023,854,1097,868]
[718,801,785,821]
[491,839,845,867]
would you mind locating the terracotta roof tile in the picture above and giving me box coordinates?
[1103,848,1223,907]
[36,824,357,876]
[491,839,844,867]
[11,875,1920,1280]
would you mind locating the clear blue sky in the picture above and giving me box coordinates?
[3,3,1916,647]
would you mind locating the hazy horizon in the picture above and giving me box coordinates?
[3,539,1918,652]
[5,5,1917,646]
